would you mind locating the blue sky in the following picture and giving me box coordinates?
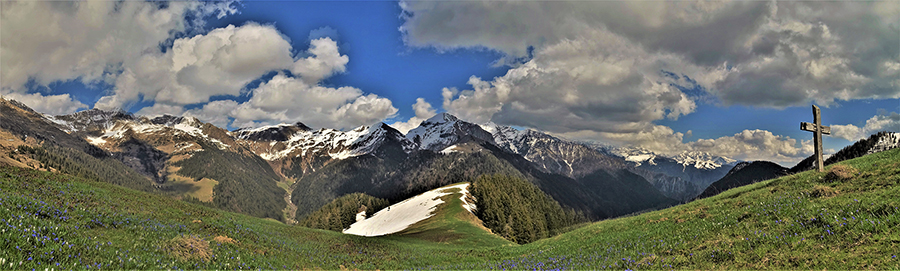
[2,0,898,164]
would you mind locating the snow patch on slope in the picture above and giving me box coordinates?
[440,145,460,154]
[85,136,106,145]
[343,183,475,237]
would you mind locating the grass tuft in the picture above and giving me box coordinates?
[167,234,211,261]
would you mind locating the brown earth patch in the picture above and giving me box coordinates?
[825,164,858,182]
[809,185,839,198]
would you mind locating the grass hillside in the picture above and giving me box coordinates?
[696,161,789,199]
[2,147,899,269]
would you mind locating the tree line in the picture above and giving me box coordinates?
[471,174,585,244]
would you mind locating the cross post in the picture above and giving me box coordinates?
[800,105,831,172]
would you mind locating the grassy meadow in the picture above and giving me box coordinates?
[1,147,898,269]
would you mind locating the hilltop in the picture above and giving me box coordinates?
[2,145,898,269]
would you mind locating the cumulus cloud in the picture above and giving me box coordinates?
[230,74,397,129]
[86,21,381,130]
[0,0,235,94]
[689,129,812,163]
[402,1,898,108]
[441,28,701,133]
[390,98,437,134]
[0,92,87,116]
[134,72,397,130]
[831,111,900,141]
[291,37,350,84]
[96,23,296,109]
[98,27,373,129]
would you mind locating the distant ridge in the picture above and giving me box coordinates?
[695,161,788,200]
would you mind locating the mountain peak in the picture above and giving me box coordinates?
[406,113,495,151]
[424,112,458,124]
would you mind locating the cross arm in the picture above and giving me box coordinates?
[800,122,831,135]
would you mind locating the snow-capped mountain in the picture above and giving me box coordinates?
[240,123,410,161]
[47,108,136,133]
[406,113,495,152]
[603,146,738,170]
[47,111,241,183]
[53,112,231,150]
[603,146,660,166]
[480,122,626,178]
[596,146,739,202]
[232,122,312,141]
[673,151,738,170]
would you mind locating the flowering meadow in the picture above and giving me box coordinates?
[2,147,899,269]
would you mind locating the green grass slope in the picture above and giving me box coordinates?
[442,147,899,270]
[391,183,513,248]
[2,147,899,269]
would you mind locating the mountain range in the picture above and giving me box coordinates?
[2,96,897,231]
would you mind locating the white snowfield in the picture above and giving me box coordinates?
[343,183,476,237]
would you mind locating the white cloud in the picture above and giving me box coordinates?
[390,98,437,134]
[441,28,702,133]
[141,72,396,130]
[831,111,900,141]
[0,92,86,115]
[229,73,396,129]
[402,1,898,108]
[291,37,349,84]
[689,129,812,163]
[94,25,376,130]
[97,23,296,109]
[0,0,235,92]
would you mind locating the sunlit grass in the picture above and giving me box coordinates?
[1,147,898,269]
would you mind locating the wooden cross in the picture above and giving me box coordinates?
[801,105,831,172]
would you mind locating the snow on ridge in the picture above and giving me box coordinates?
[257,124,390,161]
[406,115,458,151]
[624,154,656,165]
[343,183,474,237]
[480,122,527,154]
[238,123,293,134]
[868,132,900,154]
[424,112,458,124]
[672,151,737,170]
[42,114,76,132]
